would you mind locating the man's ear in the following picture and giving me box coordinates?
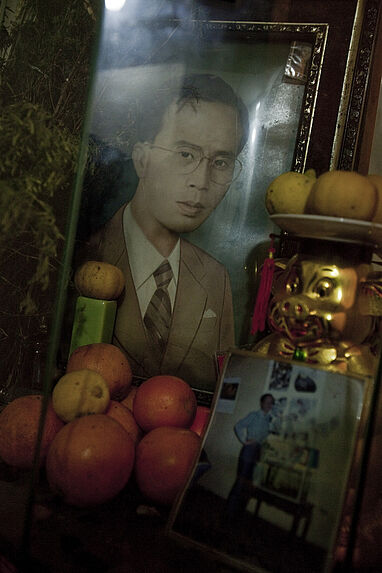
[132,142,149,178]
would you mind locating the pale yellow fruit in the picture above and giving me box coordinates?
[74,261,125,300]
[368,174,382,224]
[265,169,316,215]
[52,369,110,423]
[307,170,377,221]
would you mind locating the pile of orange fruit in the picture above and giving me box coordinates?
[0,341,203,508]
[266,169,382,223]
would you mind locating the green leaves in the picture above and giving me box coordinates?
[0,102,78,313]
[0,0,100,391]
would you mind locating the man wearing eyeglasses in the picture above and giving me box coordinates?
[88,73,249,391]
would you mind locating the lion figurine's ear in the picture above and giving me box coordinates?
[358,275,382,316]
[274,260,288,271]
[274,256,297,272]
[273,255,298,286]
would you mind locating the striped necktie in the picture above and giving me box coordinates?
[144,260,173,355]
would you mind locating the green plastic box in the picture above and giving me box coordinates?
[69,296,117,356]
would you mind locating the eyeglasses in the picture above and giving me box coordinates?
[148,144,242,185]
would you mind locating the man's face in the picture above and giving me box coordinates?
[133,99,242,235]
[261,396,274,413]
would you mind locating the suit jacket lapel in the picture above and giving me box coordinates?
[162,239,207,372]
[99,206,157,372]
[98,210,208,375]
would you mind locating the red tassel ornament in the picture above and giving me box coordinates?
[251,235,276,334]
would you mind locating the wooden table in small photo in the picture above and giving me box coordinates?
[250,485,314,539]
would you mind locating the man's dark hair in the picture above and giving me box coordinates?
[136,73,249,153]
[260,393,275,406]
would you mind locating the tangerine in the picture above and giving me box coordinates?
[368,174,382,224]
[0,395,64,469]
[133,375,197,432]
[67,342,132,401]
[189,406,210,437]
[265,169,316,215]
[105,400,142,444]
[74,260,125,300]
[307,170,377,220]
[46,414,135,507]
[120,386,138,412]
[135,426,201,505]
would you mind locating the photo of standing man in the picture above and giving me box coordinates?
[227,393,275,517]
[84,73,249,391]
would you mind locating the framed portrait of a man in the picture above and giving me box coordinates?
[64,0,381,396]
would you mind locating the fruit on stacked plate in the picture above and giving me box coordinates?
[266,169,382,224]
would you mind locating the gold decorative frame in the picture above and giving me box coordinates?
[189,0,382,174]
[335,0,382,170]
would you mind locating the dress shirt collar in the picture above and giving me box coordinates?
[123,203,180,289]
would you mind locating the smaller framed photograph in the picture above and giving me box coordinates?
[167,349,371,573]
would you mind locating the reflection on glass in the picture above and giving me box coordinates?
[83,12,309,341]
[105,0,126,11]
[76,4,319,393]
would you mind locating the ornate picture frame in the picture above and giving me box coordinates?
[62,0,381,395]
[75,12,329,364]
[190,0,382,174]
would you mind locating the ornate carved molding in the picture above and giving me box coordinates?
[194,20,328,173]
[338,0,381,171]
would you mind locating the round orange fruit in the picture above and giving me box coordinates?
[0,395,64,469]
[189,406,210,437]
[120,386,138,412]
[307,170,377,220]
[46,414,135,507]
[265,169,316,215]
[74,260,125,300]
[135,426,201,505]
[105,400,142,444]
[368,174,382,224]
[133,375,197,432]
[67,343,132,401]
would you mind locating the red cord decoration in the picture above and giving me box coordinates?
[251,235,276,334]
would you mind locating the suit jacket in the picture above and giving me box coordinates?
[85,205,235,391]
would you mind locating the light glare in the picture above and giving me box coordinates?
[105,0,126,11]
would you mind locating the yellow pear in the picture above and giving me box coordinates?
[52,369,110,422]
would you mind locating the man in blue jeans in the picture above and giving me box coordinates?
[227,393,275,517]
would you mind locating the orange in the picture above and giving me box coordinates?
[120,386,138,412]
[189,406,210,437]
[105,400,142,444]
[46,414,135,507]
[135,426,201,505]
[67,343,132,401]
[74,260,125,300]
[307,170,377,220]
[133,375,197,432]
[368,174,382,224]
[0,395,64,469]
[265,169,316,215]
